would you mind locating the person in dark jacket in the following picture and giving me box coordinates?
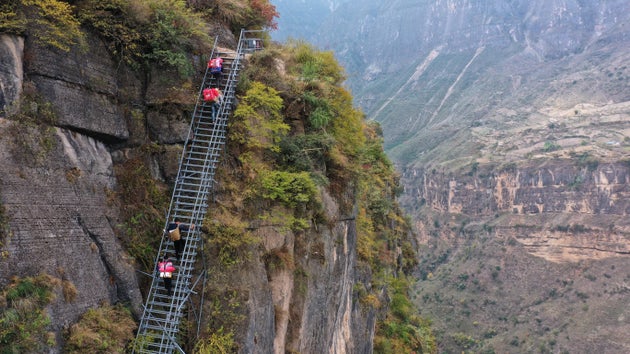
[166,217,194,260]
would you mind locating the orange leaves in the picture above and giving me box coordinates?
[250,0,278,30]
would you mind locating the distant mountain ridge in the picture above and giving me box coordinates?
[276,0,629,161]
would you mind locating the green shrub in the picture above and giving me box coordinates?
[0,3,25,34]
[302,91,333,129]
[374,276,437,353]
[452,332,478,349]
[194,327,236,354]
[114,156,169,271]
[64,304,136,354]
[277,133,334,173]
[190,0,278,33]
[287,40,344,85]
[542,141,560,152]
[259,170,317,208]
[1,0,85,51]
[78,0,209,75]
[205,222,258,267]
[231,82,288,153]
[0,275,56,353]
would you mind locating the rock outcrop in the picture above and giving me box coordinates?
[204,190,376,354]
[0,35,23,116]
[401,161,630,262]
[0,119,142,343]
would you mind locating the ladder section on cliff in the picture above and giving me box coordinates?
[133,30,265,354]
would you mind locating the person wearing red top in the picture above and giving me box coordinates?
[157,256,176,295]
[208,55,223,83]
[202,86,222,118]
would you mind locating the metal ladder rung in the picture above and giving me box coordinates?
[143,324,179,332]
[173,192,209,198]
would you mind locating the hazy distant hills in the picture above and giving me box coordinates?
[273,0,630,166]
[271,0,348,42]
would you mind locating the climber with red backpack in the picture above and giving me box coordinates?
[208,55,223,83]
[202,85,223,119]
[157,255,176,296]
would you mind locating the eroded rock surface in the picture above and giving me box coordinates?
[26,34,129,140]
[0,35,23,116]
[402,161,630,262]
[0,120,142,343]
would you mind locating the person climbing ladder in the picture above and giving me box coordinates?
[208,55,223,84]
[202,85,223,119]
[134,30,265,352]
[166,217,194,260]
[157,255,176,296]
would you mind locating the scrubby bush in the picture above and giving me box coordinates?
[78,0,209,76]
[64,304,136,354]
[231,81,288,157]
[1,0,85,51]
[0,275,57,353]
[114,156,169,271]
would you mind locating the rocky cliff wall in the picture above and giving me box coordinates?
[0,35,23,116]
[0,33,146,351]
[205,188,376,354]
[0,119,142,343]
[401,160,630,262]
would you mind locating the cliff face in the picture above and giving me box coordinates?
[0,35,23,116]
[0,27,383,354]
[402,161,630,262]
[399,159,630,352]
[220,194,374,354]
[0,32,143,347]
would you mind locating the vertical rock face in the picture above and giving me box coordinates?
[401,161,630,262]
[26,34,130,141]
[232,190,376,354]
[0,121,142,343]
[0,35,23,116]
[0,32,143,351]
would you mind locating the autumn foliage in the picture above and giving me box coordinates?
[250,0,278,30]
